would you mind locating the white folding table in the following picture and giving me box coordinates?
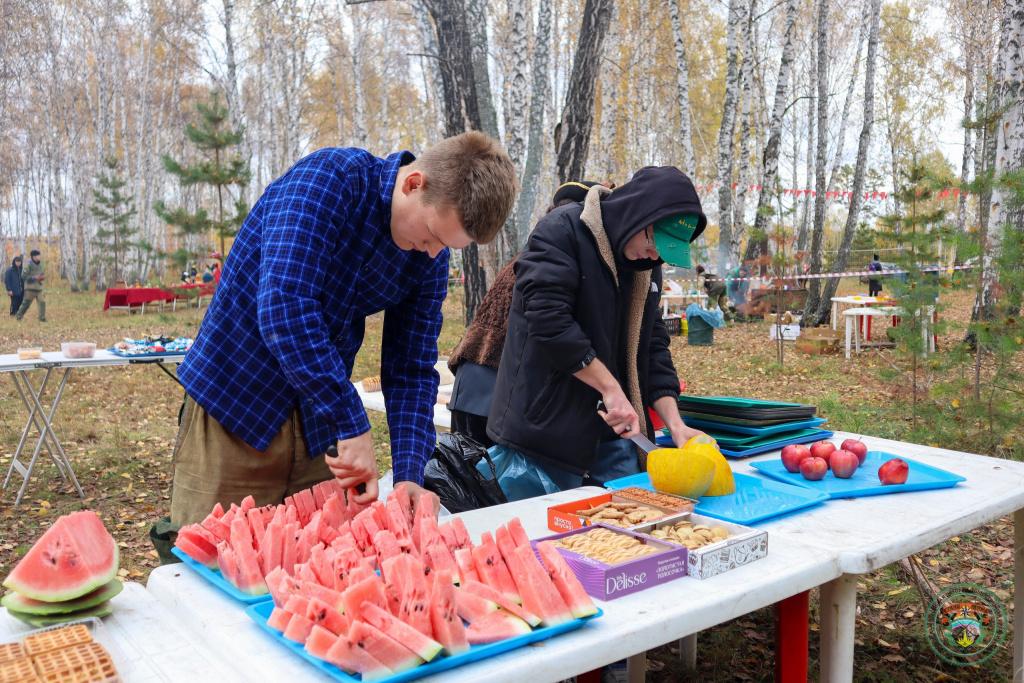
[0,350,185,505]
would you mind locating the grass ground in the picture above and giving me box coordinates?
[0,282,1018,680]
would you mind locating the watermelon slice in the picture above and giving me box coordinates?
[398,560,434,638]
[267,606,294,631]
[508,545,572,627]
[430,570,469,656]
[1,579,122,615]
[384,499,414,551]
[3,511,119,602]
[453,548,480,585]
[450,518,472,549]
[362,603,444,663]
[391,485,414,526]
[299,580,345,612]
[201,514,231,543]
[423,540,459,583]
[7,603,112,628]
[458,578,541,627]
[472,536,520,605]
[284,594,311,616]
[305,624,339,660]
[175,526,219,568]
[454,585,498,623]
[283,612,315,643]
[326,635,392,679]
[321,494,346,531]
[438,523,460,552]
[373,530,402,568]
[305,596,349,636]
[537,541,598,619]
[466,611,531,644]
[217,541,239,587]
[342,575,387,622]
[229,517,268,595]
[348,620,423,673]
[240,494,256,512]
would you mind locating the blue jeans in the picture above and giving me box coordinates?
[484,439,640,501]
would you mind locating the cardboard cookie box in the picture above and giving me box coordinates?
[532,524,688,600]
[632,513,768,580]
[547,490,695,533]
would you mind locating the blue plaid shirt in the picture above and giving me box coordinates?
[178,148,448,485]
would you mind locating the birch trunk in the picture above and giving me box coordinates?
[812,0,881,325]
[554,0,614,183]
[496,0,529,263]
[745,0,798,264]
[668,0,696,175]
[957,23,976,242]
[731,0,758,261]
[804,0,830,319]
[512,0,552,244]
[797,45,816,254]
[715,0,746,270]
[973,0,1024,321]
[826,0,869,192]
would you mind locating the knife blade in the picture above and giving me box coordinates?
[627,433,660,454]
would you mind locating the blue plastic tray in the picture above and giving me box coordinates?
[679,416,828,436]
[654,430,834,458]
[749,450,966,499]
[603,472,828,525]
[108,347,187,358]
[170,547,272,605]
[247,598,602,683]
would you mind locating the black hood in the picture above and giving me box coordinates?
[11,256,22,269]
[599,166,707,269]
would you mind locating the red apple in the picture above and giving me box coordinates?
[878,458,909,485]
[781,444,812,473]
[830,450,860,479]
[799,456,828,481]
[841,438,869,465]
[809,440,837,466]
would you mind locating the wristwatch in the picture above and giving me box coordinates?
[575,350,596,372]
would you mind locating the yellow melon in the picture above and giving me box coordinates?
[684,435,735,496]
[646,447,716,499]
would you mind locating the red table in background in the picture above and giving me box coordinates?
[103,287,174,313]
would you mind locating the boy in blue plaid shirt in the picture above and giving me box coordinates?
[170,132,517,525]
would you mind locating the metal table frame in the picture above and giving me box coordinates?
[1,350,185,505]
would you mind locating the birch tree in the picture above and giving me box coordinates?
[731,0,758,260]
[811,0,882,325]
[803,0,830,319]
[668,0,697,175]
[745,0,798,264]
[715,0,746,269]
[554,0,614,183]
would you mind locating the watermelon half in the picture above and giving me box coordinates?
[3,511,119,602]
[1,579,122,615]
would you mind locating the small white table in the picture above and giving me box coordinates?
[830,296,892,332]
[661,292,708,316]
[0,582,237,682]
[0,350,186,505]
[734,432,1024,682]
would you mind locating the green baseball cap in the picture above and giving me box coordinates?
[652,214,700,267]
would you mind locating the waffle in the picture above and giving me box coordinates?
[22,625,92,657]
[361,376,381,392]
[0,643,26,665]
[0,657,38,683]
[32,642,117,683]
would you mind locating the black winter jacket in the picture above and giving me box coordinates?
[4,259,22,296]
[487,167,707,475]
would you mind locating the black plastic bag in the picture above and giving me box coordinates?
[424,432,508,513]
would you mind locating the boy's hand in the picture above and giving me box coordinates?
[327,431,379,504]
[597,386,640,438]
[394,481,440,519]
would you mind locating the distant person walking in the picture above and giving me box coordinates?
[15,250,45,322]
[5,255,23,316]
[868,253,883,297]
[696,265,730,320]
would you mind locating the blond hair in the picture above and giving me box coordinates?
[417,131,518,244]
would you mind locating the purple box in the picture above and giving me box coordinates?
[531,524,688,601]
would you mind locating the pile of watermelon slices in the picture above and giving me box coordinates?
[2,510,123,627]
[176,485,597,680]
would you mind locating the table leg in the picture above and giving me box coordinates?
[13,371,72,480]
[3,373,46,490]
[13,369,82,504]
[845,317,853,360]
[819,574,857,683]
[576,671,601,683]
[680,634,697,670]
[626,652,645,683]
[832,302,838,330]
[1014,508,1024,682]
[866,314,872,341]
[775,591,809,682]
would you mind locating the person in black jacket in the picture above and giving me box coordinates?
[487,167,709,495]
[4,255,23,316]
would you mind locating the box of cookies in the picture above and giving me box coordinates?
[547,492,695,533]
[532,525,688,600]
[632,513,768,580]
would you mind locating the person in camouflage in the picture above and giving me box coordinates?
[696,264,729,320]
[15,250,45,322]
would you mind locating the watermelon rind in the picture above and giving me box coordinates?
[1,579,123,615]
[2,512,120,602]
[6,603,113,628]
